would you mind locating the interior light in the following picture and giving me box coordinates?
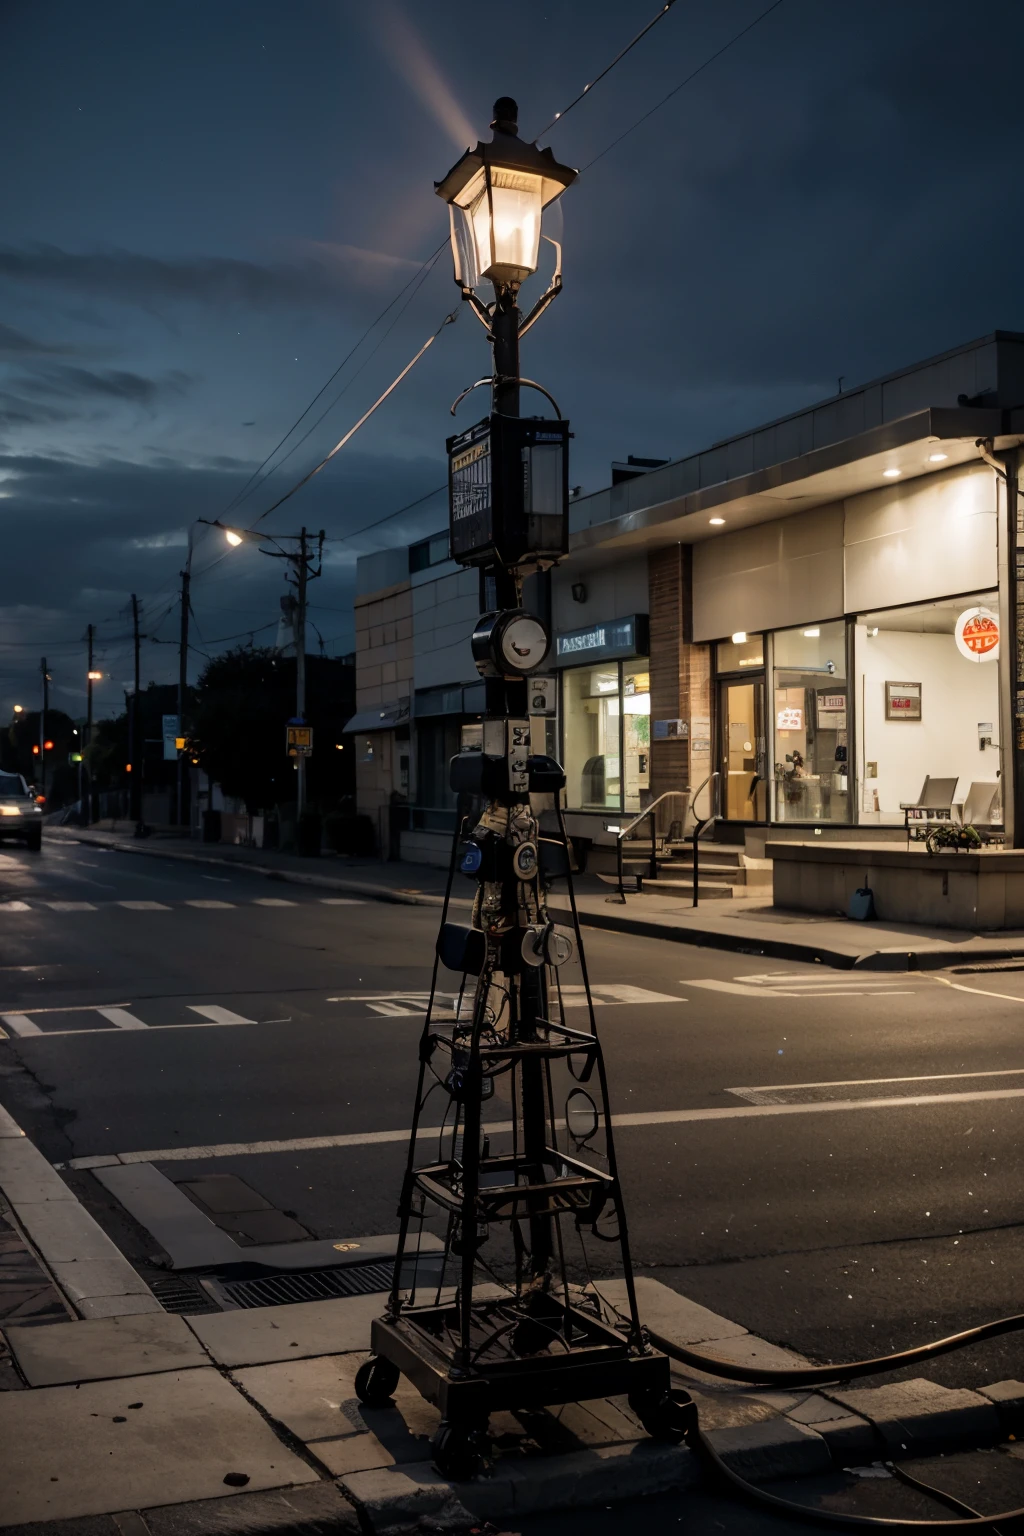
[709,517,726,526]
[802,628,820,638]
[225,529,244,547]
[883,468,901,479]
[928,452,948,463]
[869,626,879,637]
[731,632,747,645]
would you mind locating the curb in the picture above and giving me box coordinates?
[45,829,458,909]
[0,1482,361,1535]
[0,1104,160,1321]
[549,900,1024,972]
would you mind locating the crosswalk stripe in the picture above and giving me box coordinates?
[0,901,29,912]
[184,900,235,909]
[319,898,364,905]
[44,901,96,912]
[187,1005,257,1026]
[1,1013,42,1036]
[95,1007,148,1030]
[118,901,171,910]
[251,898,297,907]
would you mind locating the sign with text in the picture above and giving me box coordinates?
[286,723,313,757]
[554,614,649,666]
[955,606,999,663]
[162,714,180,762]
[885,681,922,721]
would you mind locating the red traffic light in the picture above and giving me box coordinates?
[43,740,54,751]
[31,744,39,755]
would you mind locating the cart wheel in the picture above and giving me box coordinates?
[628,1387,696,1443]
[354,1356,400,1408]
[431,1421,488,1481]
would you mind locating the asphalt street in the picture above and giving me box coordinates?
[4,837,1024,1402]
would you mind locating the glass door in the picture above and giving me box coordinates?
[721,680,767,821]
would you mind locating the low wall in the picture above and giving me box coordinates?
[768,842,1024,929]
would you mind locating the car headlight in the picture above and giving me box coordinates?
[0,806,21,817]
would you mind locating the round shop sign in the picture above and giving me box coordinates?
[954,606,1000,663]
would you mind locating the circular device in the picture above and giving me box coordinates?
[459,841,483,875]
[955,606,999,663]
[471,609,550,679]
[512,840,538,879]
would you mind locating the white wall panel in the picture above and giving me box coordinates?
[844,462,996,613]
[692,505,843,641]
[552,555,649,637]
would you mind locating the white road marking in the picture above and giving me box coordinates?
[320,898,364,905]
[731,1064,1024,1095]
[931,975,1024,1005]
[118,901,171,910]
[251,898,297,907]
[328,983,681,1016]
[79,1083,1024,1168]
[1,1013,41,1036]
[0,901,29,912]
[184,900,235,909]
[187,1005,257,1026]
[687,976,917,998]
[44,901,96,912]
[95,1007,148,1031]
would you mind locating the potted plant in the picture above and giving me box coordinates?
[926,824,983,856]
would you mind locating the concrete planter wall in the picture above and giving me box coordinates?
[768,842,1024,929]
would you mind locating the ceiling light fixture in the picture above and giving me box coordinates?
[709,517,725,526]
[928,452,948,463]
[802,628,820,638]
[731,631,747,645]
[883,468,901,479]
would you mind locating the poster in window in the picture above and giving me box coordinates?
[885,681,922,721]
[816,689,847,728]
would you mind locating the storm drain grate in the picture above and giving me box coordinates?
[150,1274,221,1315]
[213,1260,396,1310]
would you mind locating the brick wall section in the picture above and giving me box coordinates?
[647,546,711,801]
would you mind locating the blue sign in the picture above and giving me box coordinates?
[554,614,649,666]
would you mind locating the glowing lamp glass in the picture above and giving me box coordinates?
[451,165,543,286]
[225,529,244,547]
[87,670,102,680]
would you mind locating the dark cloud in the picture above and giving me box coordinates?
[0,243,399,312]
[14,365,194,407]
[0,322,67,357]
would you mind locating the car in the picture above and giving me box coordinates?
[0,771,44,851]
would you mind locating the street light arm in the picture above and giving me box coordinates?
[516,237,564,339]
[457,286,493,330]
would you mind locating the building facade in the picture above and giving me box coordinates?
[349,332,1024,864]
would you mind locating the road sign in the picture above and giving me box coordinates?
[162,714,181,762]
[286,723,313,757]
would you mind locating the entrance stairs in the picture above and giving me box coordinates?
[593,840,772,900]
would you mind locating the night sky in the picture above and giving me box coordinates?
[3,0,1023,720]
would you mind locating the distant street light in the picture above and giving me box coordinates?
[12,705,22,715]
[87,670,102,681]
[224,529,244,547]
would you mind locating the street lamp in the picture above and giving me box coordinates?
[12,705,22,715]
[224,528,244,547]
[436,98,576,420]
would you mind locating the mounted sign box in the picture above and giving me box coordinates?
[447,415,569,569]
[653,719,687,739]
[554,614,649,666]
[528,677,556,716]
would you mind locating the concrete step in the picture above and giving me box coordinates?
[638,877,737,899]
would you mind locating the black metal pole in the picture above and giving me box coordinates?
[177,548,190,830]
[130,594,142,828]
[1008,450,1024,848]
[39,657,48,798]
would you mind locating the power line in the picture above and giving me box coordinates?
[580,0,786,172]
[531,1,680,141]
[217,237,449,522]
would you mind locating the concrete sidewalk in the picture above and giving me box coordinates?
[45,826,1024,970]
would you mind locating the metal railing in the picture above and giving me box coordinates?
[610,773,721,905]
[689,772,722,909]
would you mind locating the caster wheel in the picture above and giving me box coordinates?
[628,1387,696,1444]
[354,1356,400,1408]
[431,1421,488,1481]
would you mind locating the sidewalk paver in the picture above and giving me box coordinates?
[826,1377,1002,1453]
[233,1351,439,1475]
[186,1293,385,1368]
[6,1312,209,1387]
[0,1366,318,1525]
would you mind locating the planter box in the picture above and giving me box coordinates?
[768,842,1024,929]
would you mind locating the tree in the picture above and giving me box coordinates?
[6,710,79,802]
[190,647,354,814]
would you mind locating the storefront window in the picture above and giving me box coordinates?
[772,621,850,824]
[622,668,651,812]
[855,591,1002,829]
[563,665,621,810]
[715,634,764,672]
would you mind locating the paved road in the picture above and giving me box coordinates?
[4,837,1024,1397]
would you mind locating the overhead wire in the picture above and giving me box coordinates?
[530,0,681,140]
[579,0,787,171]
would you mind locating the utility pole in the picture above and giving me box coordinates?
[177,545,191,830]
[130,594,143,831]
[39,657,49,797]
[295,528,308,819]
[84,624,95,825]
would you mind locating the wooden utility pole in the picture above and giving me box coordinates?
[130,595,142,828]
[39,657,49,796]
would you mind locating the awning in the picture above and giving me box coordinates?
[343,700,410,734]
